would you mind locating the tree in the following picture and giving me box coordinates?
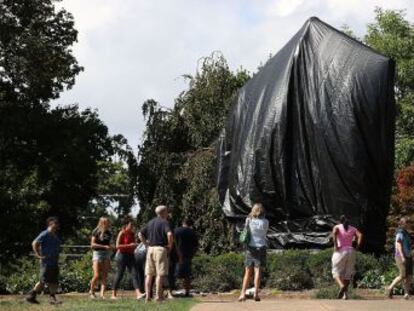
[136,53,249,253]
[0,0,137,265]
[364,8,414,169]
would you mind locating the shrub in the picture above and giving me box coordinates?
[5,257,39,294]
[60,253,93,293]
[192,252,243,292]
[265,250,313,290]
[354,252,382,284]
[307,249,333,287]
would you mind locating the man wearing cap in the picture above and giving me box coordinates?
[139,205,173,302]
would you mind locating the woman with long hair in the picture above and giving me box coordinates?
[239,203,269,302]
[332,215,363,300]
[111,216,144,300]
[89,217,112,299]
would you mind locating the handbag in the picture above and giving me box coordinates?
[239,218,251,244]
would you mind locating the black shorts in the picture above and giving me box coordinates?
[40,265,59,284]
[175,258,192,279]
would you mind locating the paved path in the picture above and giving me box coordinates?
[192,299,414,311]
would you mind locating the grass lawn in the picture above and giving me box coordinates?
[0,295,197,311]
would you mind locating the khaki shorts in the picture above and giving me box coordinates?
[396,256,413,278]
[332,248,356,280]
[145,246,169,277]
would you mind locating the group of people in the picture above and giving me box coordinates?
[25,205,198,304]
[25,203,412,305]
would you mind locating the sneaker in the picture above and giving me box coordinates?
[385,287,393,299]
[403,294,410,300]
[89,292,97,299]
[110,296,118,300]
[25,295,39,304]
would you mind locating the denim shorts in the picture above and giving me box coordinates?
[92,250,111,262]
[245,246,267,268]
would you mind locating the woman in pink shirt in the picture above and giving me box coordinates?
[331,215,363,300]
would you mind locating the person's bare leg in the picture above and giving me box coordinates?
[145,275,154,302]
[342,280,351,299]
[100,260,110,298]
[253,267,261,301]
[239,267,253,301]
[334,276,346,299]
[33,282,44,293]
[388,275,402,291]
[90,261,100,297]
[155,275,164,301]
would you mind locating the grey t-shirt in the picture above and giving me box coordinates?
[248,217,269,248]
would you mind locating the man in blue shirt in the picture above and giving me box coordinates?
[387,216,413,300]
[26,217,61,304]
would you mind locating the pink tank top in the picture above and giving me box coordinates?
[336,224,356,250]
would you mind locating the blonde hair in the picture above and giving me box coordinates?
[249,203,264,218]
[95,217,110,239]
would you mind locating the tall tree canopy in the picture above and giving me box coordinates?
[0,0,136,264]
[137,54,250,254]
[364,8,414,169]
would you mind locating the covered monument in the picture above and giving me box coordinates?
[217,17,395,252]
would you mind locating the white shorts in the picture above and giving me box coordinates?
[332,248,356,280]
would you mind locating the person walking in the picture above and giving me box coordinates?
[89,217,112,299]
[139,205,173,302]
[175,217,198,297]
[239,203,269,302]
[332,215,363,300]
[386,216,413,300]
[111,216,144,300]
[26,217,62,305]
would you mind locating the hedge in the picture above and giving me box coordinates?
[2,250,411,294]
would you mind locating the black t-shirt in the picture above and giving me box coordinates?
[174,227,198,258]
[140,217,171,247]
[92,229,112,250]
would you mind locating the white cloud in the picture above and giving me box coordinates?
[55,0,413,151]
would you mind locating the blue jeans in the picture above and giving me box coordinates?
[112,252,139,290]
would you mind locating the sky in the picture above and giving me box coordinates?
[55,0,413,152]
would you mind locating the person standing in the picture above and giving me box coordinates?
[26,217,61,305]
[332,215,363,300]
[386,217,413,300]
[175,217,198,297]
[139,205,173,302]
[89,217,112,299]
[239,203,269,302]
[111,216,143,300]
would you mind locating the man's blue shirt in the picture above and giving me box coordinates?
[34,230,61,266]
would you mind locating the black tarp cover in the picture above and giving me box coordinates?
[217,17,395,252]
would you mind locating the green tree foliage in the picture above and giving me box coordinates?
[364,8,414,169]
[137,53,249,253]
[0,0,137,264]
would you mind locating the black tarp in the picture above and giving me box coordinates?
[217,17,395,253]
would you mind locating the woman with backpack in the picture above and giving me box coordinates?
[238,203,269,302]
